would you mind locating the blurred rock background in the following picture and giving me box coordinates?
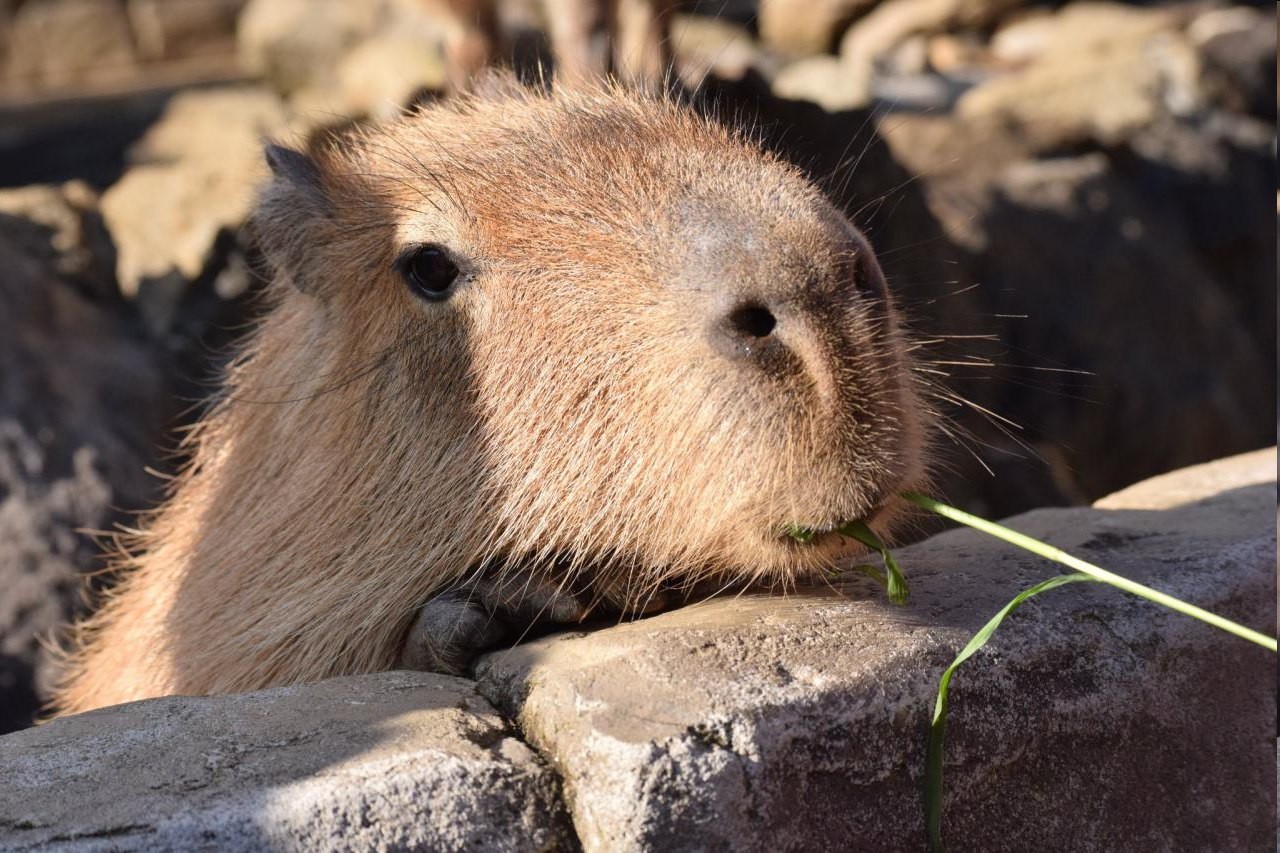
[0,0,1273,733]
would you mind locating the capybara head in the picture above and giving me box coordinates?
[254,78,929,611]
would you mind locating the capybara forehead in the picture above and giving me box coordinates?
[329,84,836,272]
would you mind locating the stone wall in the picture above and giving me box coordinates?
[3,450,1273,850]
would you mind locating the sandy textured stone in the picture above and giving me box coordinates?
[100,86,292,302]
[957,4,1200,145]
[839,0,1021,70]
[0,671,575,851]
[670,15,773,86]
[479,449,1276,851]
[5,0,137,91]
[237,0,380,95]
[757,0,874,56]
[329,32,447,121]
[771,55,871,112]
[1094,448,1276,512]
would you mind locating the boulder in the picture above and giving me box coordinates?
[125,0,243,63]
[99,85,291,305]
[771,55,872,111]
[988,2,1179,67]
[1,447,1270,848]
[839,0,1025,72]
[0,182,171,736]
[0,671,576,850]
[478,448,1276,851]
[956,4,1200,147]
[757,0,875,56]
[237,0,449,113]
[328,31,447,121]
[236,0,382,96]
[872,5,1276,509]
[4,0,138,92]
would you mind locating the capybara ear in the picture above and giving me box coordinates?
[265,144,326,202]
[255,143,333,297]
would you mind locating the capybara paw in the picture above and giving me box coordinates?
[396,591,508,676]
[397,570,592,676]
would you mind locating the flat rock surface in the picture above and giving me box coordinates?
[0,671,574,851]
[477,448,1276,851]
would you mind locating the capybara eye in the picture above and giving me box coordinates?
[401,245,459,301]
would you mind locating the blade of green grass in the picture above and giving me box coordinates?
[904,492,1278,651]
[924,572,1098,852]
[839,519,910,605]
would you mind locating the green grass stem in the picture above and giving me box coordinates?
[903,492,1277,652]
[839,519,910,605]
[922,572,1097,851]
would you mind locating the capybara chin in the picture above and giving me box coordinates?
[52,76,930,716]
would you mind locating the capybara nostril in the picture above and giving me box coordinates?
[726,303,777,339]
[710,301,787,365]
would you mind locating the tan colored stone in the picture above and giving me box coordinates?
[100,86,292,298]
[670,14,768,85]
[125,0,242,62]
[758,0,875,56]
[771,55,871,112]
[6,0,138,91]
[332,32,447,120]
[237,0,381,95]
[958,3,1201,144]
[840,0,1022,68]
[1094,447,1274,511]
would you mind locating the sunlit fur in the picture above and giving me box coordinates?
[52,78,930,715]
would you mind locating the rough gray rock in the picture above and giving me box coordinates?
[875,11,1276,510]
[0,671,576,851]
[0,452,1270,850]
[0,183,171,735]
[477,448,1276,851]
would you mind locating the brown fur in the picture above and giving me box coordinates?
[52,79,930,716]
